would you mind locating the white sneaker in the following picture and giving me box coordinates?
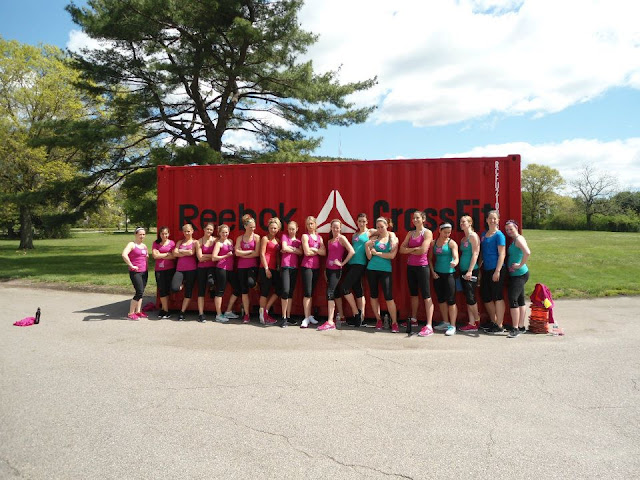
[216,314,229,323]
[434,321,451,331]
[300,318,310,328]
[308,315,318,325]
[259,307,265,324]
[223,311,239,319]
[445,325,456,336]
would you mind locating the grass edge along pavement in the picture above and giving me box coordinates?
[0,230,639,298]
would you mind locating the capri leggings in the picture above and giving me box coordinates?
[197,267,215,297]
[155,269,174,298]
[280,267,298,300]
[433,272,456,305]
[301,267,319,298]
[237,267,258,294]
[508,272,530,308]
[460,273,479,306]
[129,271,148,301]
[326,269,342,301]
[366,270,393,301]
[259,268,281,297]
[171,270,197,298]
[340,264,365,298]
[481,267,507,303]
[214,268,240,297]
[407,265,431,298]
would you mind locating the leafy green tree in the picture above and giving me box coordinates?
[611,191,640,216]
[571,164,618,230]
[521,163,565,228]
[66,0,376,160]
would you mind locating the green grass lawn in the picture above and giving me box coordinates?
[0,230,639,298]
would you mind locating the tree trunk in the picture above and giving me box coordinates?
[19,204,34,249]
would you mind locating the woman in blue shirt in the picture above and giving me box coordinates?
[480,210,507,333]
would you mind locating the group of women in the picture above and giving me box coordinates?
[121,210,531,337]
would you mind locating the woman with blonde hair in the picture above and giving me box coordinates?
[212,224,240,322]
[300,216,326,328]
[258,217,282,325]
[195,222,217,323]
[171,223,198,321]
[235,214,260,323]
[279,220,303,327]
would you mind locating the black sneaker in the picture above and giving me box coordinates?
[280,317,288,328]
[158,310,167,319]
[178,313,185,321]
[198,314,206,323]
[507,328,520,338]
[286,318,298,326]
[481,322,496,332]
[487,324,505,334]
[519,326,526,333]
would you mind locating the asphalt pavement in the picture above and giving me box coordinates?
[1,284,639,479]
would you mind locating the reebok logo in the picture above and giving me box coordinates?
[316,190,357,233]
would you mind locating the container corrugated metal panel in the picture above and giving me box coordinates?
[157,155,521,322]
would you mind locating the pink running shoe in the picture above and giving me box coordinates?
[418,325,434,337]
[400,318,419,327]
[391,323,399,333]
[264,313,277,325]
[375,319,383,330]
[459,323,478,332]
[136,312,148,318]
[317,321,336,331]
[242,314,250,324]
[127,313,139,321]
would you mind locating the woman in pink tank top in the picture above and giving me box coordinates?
[235,214,261,323]
[171,223,198,321]
[212,224,240,322]
[152,226,175,319]
[279,220,303,326]
[121,227,149,320]
[317,220,355,331]
[258,217,282,325]
[399,211,434,335]
[195,223,217,323]
[300,216,326,328]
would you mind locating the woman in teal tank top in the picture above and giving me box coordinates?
[429,223,459,336]
[505,220,531,338]
[340,213,371,327]
[458,215,481,331]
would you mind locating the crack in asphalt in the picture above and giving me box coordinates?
[0,456,22,478]
[323,454,415,479]
[365,351,406,367]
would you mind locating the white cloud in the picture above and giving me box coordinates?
[299,0,640,126]
[66,30,104,52]
[444,138,640,190]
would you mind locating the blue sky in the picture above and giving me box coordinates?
[2,0,639,189]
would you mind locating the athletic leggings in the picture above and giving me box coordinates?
[481,266,507,302]
[155,269,174,298]
[237,267,257,294]
[280,267,298,300]
[407,265,431,298]
[433,272,456,305]
[326,269,342,301]
[214,268,240,298]
[340,264,365,298]
[129,271,148,301]
[171,269,197,298]
[301,267,319,298]
[197,267,215,297]
[508,272,530,308]
[259,268,281,297]
[460,270,479,305]
[366,269,393,301]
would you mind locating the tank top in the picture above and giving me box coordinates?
[281,234,301,268]
[326,237,346,270]
[263,238,278,270]
[198,240,216,268]
[176,241,197,271]
[508,238,529,276]
[128,243,148,272]
[434,238,455,274]
[216,242,234,271]
[458,235,478,273]
[349,231,369,265]
[237,235,258,269]
[407,230,429,267]
[366,238,392,272]
[153,240,175,271]
[301,234,323,269]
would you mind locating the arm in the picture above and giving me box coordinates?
[512,236,531,270]
[121,242,137,270]
[152,243,172,260]
[172,240,184,257]
[376,239,398,260]
[247,234,261,258]
[464,233,480,280]
[449,240,459,268]
[399,232,414,255]
[429,241,439,279]
[365,240,374,260]
[235,236,251,257]
[316,237,326,257]
[195,240,204,261]
[493,244,506,282]
[302,234,315,257]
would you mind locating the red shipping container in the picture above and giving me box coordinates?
[157,155,521,324]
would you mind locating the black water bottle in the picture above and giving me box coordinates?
[35,307,41,325]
